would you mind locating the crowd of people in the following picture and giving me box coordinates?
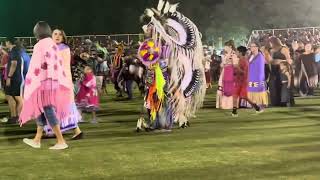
[204,34,319,116]
[249,28,320,95]
[250,28,320,47]
[0,22,148,149]
[2,28,320,143]
[203,28,320,106]
[0,0,209,150]
[1,0,320,150]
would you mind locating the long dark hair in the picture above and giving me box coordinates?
[5,37,22,50]
[33,21,52,40]
[269,37,284,48]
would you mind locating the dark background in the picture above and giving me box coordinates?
[1,0,319,43]
[0,0,221,37]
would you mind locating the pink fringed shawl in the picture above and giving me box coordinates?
[19,38,73,126]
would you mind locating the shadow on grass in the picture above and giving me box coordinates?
[281,144,320,153]
[1,131,35,145]
[104,155,320,179]
[202,136,320,149]
[192,115,310,125]
[97,109,141,117]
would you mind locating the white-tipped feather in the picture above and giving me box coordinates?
[169,3,179,13]
[151,8,161,17]
[145,8,154,17]
[157,0,165,11]
[163,2,170,14]
[145,10,205,125]
[142,25,148,33]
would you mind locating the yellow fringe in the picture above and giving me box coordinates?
[247,91,269,106]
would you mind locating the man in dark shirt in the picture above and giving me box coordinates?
[211,50,221,82]
[5,37,23,124]
[71,54,87,95]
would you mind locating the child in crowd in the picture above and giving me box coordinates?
[232,46,262,117]
[76,66,99,123]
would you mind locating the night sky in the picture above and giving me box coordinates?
[2,0,317,42]
[0,0,221,37]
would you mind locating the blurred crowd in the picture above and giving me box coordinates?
[203,28,320,97]
[250,28,320,47]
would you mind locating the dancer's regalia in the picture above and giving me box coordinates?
[43,43,81,135]
[247,52,268,107]
[117,55,146,98]
[136,0,206,131]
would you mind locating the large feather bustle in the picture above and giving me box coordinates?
[149,11,206,124]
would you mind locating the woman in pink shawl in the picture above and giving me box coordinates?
[21,22,73,150]
[43,29,83,140]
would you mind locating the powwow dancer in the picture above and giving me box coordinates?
[136,0,206,131]
[117,53,146,100]
[137,41,172,131]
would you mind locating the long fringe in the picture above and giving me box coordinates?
[247,91,269,106]
[151,13,206,124]
[20,81,73,126]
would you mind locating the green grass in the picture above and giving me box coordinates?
[0,87,320,180]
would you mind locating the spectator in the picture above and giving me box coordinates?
[216,40,235,109]
[315,46,320,85]
[210,50,221,82]
[204,51,212,89]
[296,42,318,96]
[0,46,9,90]
[21,21,71,150]
[269,37,294,107]
[4,37,23,124]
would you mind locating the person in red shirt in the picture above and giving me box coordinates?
[0,47,9,88]
[0,47,9,67]
[232,46,262,117]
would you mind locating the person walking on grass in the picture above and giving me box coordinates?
[42,28,83,140]
[20,21,73,150]
[76,66,99,123]
[232,46,263,117]
[4,37,24,124]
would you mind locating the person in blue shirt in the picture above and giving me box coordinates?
[4,37,23,124]
[20,48,30,80]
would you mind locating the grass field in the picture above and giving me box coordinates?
[0,87,320,180]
